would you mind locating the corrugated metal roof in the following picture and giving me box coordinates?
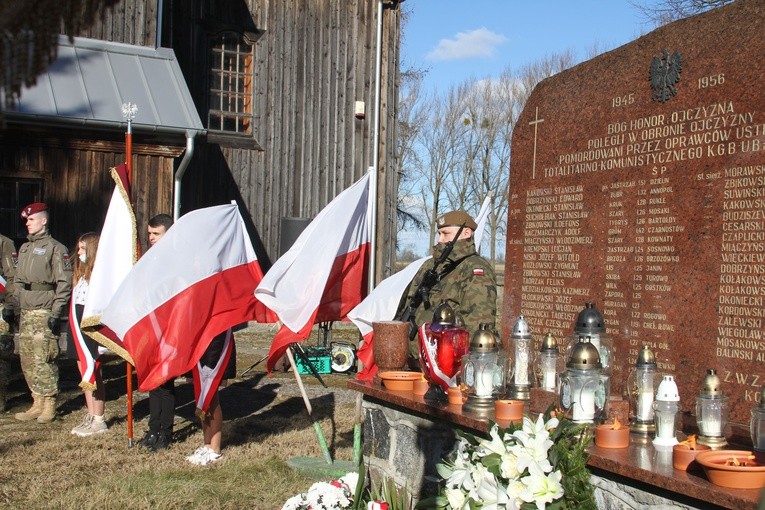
[5,35,204,136]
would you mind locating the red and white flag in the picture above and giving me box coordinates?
[350,194,493,380]
[0,275,6,293]
[100,203,265,391]
[81,163,139,363]
[256,172,372,373]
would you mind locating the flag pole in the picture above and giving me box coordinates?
[121,102,138,447]
[285,347,333,465]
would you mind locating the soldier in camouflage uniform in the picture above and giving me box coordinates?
[12,203,72,423]
[0,232,18,412]
[401,210,497,346]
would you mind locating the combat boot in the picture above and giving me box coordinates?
[15,393,43,421]
[36,395,57,423]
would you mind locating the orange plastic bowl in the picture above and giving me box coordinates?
[379,371,420,392]
[695,450,765,489]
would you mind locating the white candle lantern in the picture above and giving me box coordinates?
[751,387,765,456]
[534,332,562,392]
[462,324,507,415]
[566,302,614,374]
[559,337,607,424]
[508,316,534,400]
[696,368,729,449]
[627,345,661,435]
[652,375,680,446]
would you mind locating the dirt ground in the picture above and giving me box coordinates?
[0,322,364,509]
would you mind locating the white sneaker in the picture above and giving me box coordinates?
[185,446,223,466]
[71,414,93,435]
[75,416,108,437]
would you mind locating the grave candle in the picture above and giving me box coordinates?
[476,368,494,397]
[573,388,596,421]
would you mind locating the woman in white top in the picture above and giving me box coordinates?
[67,233,108,437]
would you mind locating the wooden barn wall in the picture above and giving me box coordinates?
[0,133,175,251]
[67,0,402,279]
[170,0,402,279]
[72,0,158,46]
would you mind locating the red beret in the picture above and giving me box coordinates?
[21,202,48,219]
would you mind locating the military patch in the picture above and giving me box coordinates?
[33,247,47,256]
[63,253,72,271]
[11,252,17,267]
[473,267,484,276]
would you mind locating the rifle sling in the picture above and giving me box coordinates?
[423,254,472,307]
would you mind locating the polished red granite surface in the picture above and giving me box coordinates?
[503,0,765,430]
[349,380,762,509]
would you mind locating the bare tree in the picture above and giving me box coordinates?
[629,0,734,25]
[418,85,471,244]
[395,64,429,234]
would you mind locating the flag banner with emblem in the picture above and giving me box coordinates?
[350,195,493,380]
[100,203,265,391]
[256,172,372,373]
[81,163,139,364]
[0,274,6,293]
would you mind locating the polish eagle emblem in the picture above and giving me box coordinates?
[649,48,682,102]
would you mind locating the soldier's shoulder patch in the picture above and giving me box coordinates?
[472,267,485,276]
[62,253,73,271]
[11,252,18,266]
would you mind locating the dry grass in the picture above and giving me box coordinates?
[0,324,362,510]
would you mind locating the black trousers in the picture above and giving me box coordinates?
[147,379,175,435]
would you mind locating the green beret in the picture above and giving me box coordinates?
[436,210,477,230]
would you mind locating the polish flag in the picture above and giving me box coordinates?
[256,172,372,373]
[100,203,265,391]
[350,194,493,380]
[0,275,6,293]
[81,163,139,363]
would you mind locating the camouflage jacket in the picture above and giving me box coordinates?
[403,237,497,335]
[13,231,72,318]
[0,234,16,310]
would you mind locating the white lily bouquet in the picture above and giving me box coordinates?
[282,472,359,510]
[418,408,596,510]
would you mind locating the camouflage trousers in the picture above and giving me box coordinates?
[0,303,12,398]
[19,309,59,397]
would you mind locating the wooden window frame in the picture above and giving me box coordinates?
[206,31,261,149]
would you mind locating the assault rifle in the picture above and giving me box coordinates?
[397,224,465,340]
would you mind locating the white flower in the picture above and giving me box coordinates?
[499,449,521,480]
[281,494,307,510]
[444,486,468,509]
[479,425,509,456]
[513,433,554,474]
[473,471,510,510]
[519,463,564,510]
[505,479,526,510]
[339,472,359,492]
[512,415,554,474]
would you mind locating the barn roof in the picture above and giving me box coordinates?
[3,35,204,137]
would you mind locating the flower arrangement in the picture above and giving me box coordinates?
[281,471,397,510]
[418,407,596,510]
[282,472,359,510]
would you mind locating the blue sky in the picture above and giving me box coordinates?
[397,1,657,256]
[401,1,656,94]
